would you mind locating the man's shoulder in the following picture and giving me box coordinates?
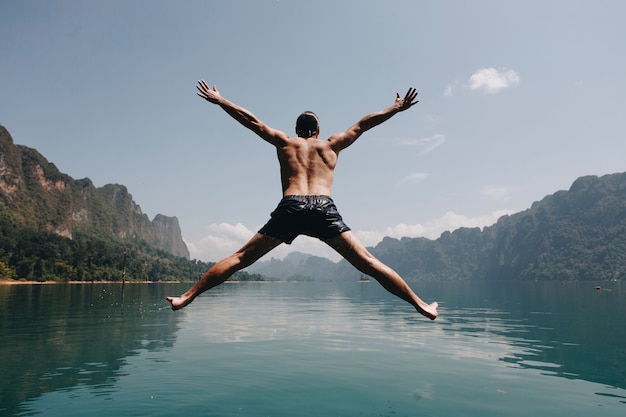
[281,136,333,145]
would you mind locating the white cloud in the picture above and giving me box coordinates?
[469,67,520,94]
[397,134,445,155]
[187,222,255,261]
[186,210,514,264]
[355,210,514,247]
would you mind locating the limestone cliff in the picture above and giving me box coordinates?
[152,214,190,259]
[0,125,189,259]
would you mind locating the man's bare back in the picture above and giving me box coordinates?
[165,81,438,320]
[276,135,337,196]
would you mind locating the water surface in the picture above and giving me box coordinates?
[1,280,624,416]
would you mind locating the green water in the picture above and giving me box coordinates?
[1,280,624,416]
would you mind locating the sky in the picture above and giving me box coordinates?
[2,0,625,263]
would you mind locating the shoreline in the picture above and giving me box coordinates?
[0,279,274,285]
[0,280,183,285]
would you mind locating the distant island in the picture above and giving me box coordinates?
[2,124,625,282]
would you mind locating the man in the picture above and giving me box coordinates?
[166,80,438,320]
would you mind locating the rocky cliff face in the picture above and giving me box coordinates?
[152,214,189,259]
[0,125,190,259]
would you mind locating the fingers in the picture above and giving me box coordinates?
[196,80,208,95]
[196,79,215,91]
[404,87,419,106]
[196,79,219,101]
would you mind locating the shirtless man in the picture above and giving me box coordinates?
[166,80,438,320]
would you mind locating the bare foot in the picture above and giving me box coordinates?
[165,295,192,311]
[418,301,439,320]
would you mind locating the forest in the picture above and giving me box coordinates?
[0,206,265,283]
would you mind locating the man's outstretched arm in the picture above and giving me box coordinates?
[328,88,418,152]
[196,80,288,145]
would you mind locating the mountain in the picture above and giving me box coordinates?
[0,125,189,259]
[3,123,625,283]
[478,172,626,281]
[247,251,338,281]
[249,173,626,282]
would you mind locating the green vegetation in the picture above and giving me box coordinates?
[0,125,190,260]
[0,125,239,282]
[0,206,265,283]
[369,173,626,282]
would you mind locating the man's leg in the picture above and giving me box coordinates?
[325,231,438,320]
[166,233,282,310]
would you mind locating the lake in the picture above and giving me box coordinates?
[1,280,625,416]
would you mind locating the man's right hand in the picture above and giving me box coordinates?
[196,80,222,104]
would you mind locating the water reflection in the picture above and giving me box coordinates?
[432,280,626,393]
[1,280,625,416]
[185,280,626,412]
[179,280,626,393]
[0,283,181,416]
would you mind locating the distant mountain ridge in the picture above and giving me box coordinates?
[0,125,189,259]
[248,251,337,281]
[3,124,625,283]
[250,172,626,281]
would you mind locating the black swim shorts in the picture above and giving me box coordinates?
[258,195,351,244]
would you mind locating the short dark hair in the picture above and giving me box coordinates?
[295,111,319,138]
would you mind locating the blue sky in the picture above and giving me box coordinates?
[2,1,625,263]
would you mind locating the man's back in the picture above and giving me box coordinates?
[276,136,337,197]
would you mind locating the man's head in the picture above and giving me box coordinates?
[295,111,320,138]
